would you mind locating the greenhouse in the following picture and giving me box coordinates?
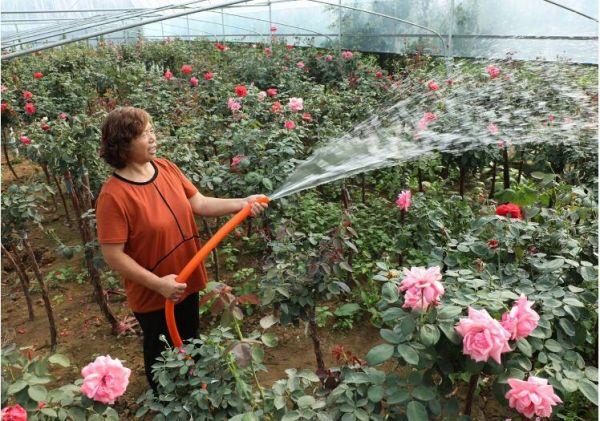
[0,0,598,420]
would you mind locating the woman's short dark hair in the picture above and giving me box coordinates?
[100,107,150,169]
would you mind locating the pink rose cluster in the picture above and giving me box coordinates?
[227,97,241,112]
[506,376,562,419]
[341,50,354,60]
[455,295,539,364]
[80,355,131,404]
[399,266,444,311]
[417,112,438,132]
[288,97,304,112]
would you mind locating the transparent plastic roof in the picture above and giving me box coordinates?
[2,0,598,63]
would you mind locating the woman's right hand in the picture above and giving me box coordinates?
[157,274,187,302]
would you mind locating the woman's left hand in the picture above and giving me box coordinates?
[242,194,269,217]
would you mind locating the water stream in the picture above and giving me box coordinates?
[270,61,597,201]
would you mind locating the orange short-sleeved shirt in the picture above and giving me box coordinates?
[95,158,207,313]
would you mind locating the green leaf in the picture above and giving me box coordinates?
[380,329,403,344]
[545,339,563,353]
[437,306,463,320]
[516,339,533,357]
[387,389,409,404]
[261,332,278,348]
[367,385,384,403]
[48,354,70,367]
[585,367,598,382]
[297,395,316,409]
[334,303,360,317]
[563,297,585,307]
[419,325,440,346]
[558,318,575,336]
[534,258,564,273]
[439,323,462,345]
[397,344,419,365]
[407,400,428,421]
[412,385,435,401]
[259,314,278,330]
[41,408,58,418]
[365,343,394,366]
[7,380,27,395]
[28,385,47,402]
[578,379,598,405]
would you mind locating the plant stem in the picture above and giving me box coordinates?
[308,307,325,374]
[503,145,510,189]
[232,318,265,399]
[489,160,497,199]
[2,128,19,181]
[2,244,35,321]
[464,373,479,416]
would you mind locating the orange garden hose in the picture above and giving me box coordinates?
[165,196,270,348]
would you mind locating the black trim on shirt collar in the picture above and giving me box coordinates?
[112,160,158,185]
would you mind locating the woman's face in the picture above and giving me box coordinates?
[128,122,157,164]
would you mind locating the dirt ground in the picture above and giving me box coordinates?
[1,156,510,420]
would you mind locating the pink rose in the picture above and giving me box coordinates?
[163,70,173,80]
[284,120,295,130]
[325,55,333,62]
[80,355,131,404]
[227,97,241,112]
[302,112,312,122]
[23,91,33,100]
[399,266,444,311]
[189,77,199,87]
[455,307,511,364]
[266,88,277,97]
[395,190,411,211]
[181,64,192,75]
[264,47,272,57]
[257,91,267,101]
[271,101,282,113]
[446,78,454,86]
[505,376,562,418]
[342,51,353,60]
[486,65,501,79]
[500,295,539,340]
[417,112,438,131]
[375,71,383,78]
[270,25,277,32]
[204,72,213,81]
[288,97,304,112]
[427,80,439,91]
[296,61,305,69]
[59,113,68,120]
[1,404,27,421]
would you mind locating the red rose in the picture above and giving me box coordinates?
[23,91,33,100]
[24,102,36,115]
[271,101,282,113]
[235,85,247,97]
[41,123,50,131]
[204,72,213,81]
[487,239,499,249]
[1,102,7,112]
[375,71,383,79]
[302,112,312,122]
[181,64,192,75]
[427,80,439,91]
[266,88,277,97]
[496,203,523,219]
[1,404,27,421]
[163,70,173,80]
[34,72,43,79]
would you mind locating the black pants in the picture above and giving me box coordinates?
[133,292,200,394]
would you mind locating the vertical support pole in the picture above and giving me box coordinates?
[186,15,190,38]
[268,0,273,45]
[446,0,455,76]
[338,0,342,53]
[161,21,165,38]
[221,9,226,41]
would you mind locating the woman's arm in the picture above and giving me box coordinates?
[188,192,268,217]
[100,243,187,302]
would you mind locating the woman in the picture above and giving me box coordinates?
[95,107,267,394]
